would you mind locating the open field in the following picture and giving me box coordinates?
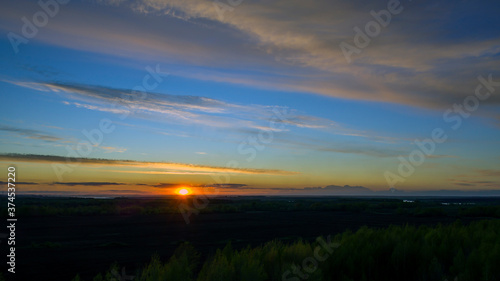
[2,196,500,280]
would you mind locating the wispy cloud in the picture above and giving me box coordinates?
[203,183,248,189]
[149,183,184,188]
[99,146,127,153]
[52,182,126,186]
[7,80,406,151]
[4,0,498,113]
[477,169,500,177]
[11,81,326,131]
[141,183,248,189]
[0,125,63,142]
[450,179,500,188]
[301,185,374,194]
[0,181,38,185]
[105,189,149,194]
[456,169,500,180]
[450,169,500,188]
[126,0,500,110]
[0,153,299,176]
[268,135,407,158]
[104,170,216,175]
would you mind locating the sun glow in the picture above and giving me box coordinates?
[176,187,191,196]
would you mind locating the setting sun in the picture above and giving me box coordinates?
[176,188,191,196]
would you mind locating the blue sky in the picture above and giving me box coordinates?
[1,0,500,196]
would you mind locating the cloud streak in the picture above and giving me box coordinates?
[7,80,409,154]
[0,125,63,142]
[0,153,299,176]
[0,181,38,185]
[52,182,126,186]
[10,81,339,132]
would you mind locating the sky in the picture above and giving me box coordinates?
[1,0,500,196]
